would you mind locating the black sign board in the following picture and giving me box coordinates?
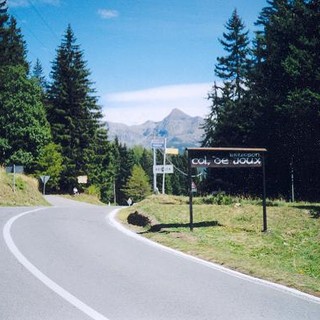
[187,148,267,232]
[189,148,264,168]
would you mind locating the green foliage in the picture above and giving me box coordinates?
[113,139,136,204]
[0,65,51,167]
[194,193,235,205]
[46,25,109,193]
[34,142,63,192]
[0,3,29,71]
[85,184,100,197]
[15,176,26,191]
[201,1,320,201]
[122,165,152,203]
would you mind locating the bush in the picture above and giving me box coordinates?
[127,211,151,227]
[194,193,235,205]
[85,184,100,197]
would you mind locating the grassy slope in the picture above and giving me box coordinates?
[0,167,49,206]
[118,195,320,297]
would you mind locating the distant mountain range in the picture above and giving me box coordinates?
[106,108,204,150]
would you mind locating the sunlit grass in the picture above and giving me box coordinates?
[118,194,320,297]
[0,167,49,206]
[62,193,105,206]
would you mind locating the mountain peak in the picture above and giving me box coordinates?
[106,108,204,149]
[167,108,188,119]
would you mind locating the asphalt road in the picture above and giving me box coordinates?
[1,195,319,320]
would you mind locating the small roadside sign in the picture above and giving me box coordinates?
[151,138,165,149]
[5,165,24,174]
[77,175,88,184]
[165,148,179,155]
[153,165,174,174]
[40,175,50,184]
[40,175,50,195]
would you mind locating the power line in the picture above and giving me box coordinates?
[26,0,59,40]
[158,149,202,178]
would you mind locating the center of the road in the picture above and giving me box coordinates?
[2,207,111,320]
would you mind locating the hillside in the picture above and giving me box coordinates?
[0,167,49,206]
[106,108,204,150]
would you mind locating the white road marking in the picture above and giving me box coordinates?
[108,208,320,305]
[3,208,111,320]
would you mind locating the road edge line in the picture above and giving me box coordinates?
[3,208,111,320]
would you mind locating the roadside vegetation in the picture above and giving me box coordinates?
[0,167,48,206]
[0,167,105,206]
[118,194,320,297]
[62,194,105,206]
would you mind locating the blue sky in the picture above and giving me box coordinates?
[8,0,267,125]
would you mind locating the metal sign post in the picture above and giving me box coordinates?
[40,175,50,195]
[162,138,167,194]
[187,147,267,232]
[6,164,24,192]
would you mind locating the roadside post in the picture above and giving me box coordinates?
[40,175,50,195]
[151,138,165,193]
[6,164,24,193]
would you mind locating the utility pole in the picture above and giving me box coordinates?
[162,138,167,194]
[290,157,295,202]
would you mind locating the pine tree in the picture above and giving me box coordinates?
[113,139,135,204]
[47,25,106,191]
[85,127,115,202]
[0,3,50,167]
[202,10,252,148]
[250,0,320,200]
[0,1,28,71]
[32,58,47,91]
[215,9,251,100]
[122,165,152,203]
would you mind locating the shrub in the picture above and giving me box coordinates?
[127,211,151,227]
[85,184,100,197]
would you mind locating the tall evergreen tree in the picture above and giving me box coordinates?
[112,139,135,205]
[32,58,47,91]
[251,0,320,200]
[0,3,50,167]
[0,1,28,71]
[215,9,251,100]
[47,25,107,191]
[202,9,252,148]
[85,127,115,202]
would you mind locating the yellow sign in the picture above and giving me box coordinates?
[77,175,88,184]
[165,148,179,155]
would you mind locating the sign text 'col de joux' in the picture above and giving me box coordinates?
[189,149,264,168]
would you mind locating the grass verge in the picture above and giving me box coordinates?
[61,194,105,206]
[118,194,320,297]
[0,167,49,206]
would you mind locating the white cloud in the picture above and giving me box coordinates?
[97,9,119,19]
[101,83,213,125]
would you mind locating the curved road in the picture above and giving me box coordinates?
[1,196,319,319]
